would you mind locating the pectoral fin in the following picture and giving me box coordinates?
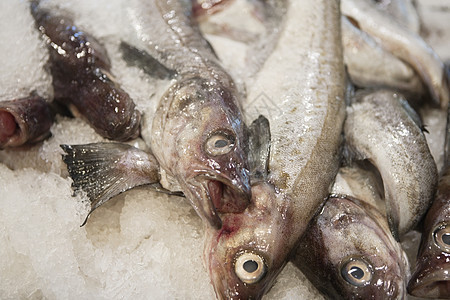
[61,142,160,225]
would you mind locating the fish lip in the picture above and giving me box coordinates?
[408,266,450,297]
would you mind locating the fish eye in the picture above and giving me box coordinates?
[340,258,372,286]
[433,223,450,252]
[234,252,267,284]
[205,132,235,156]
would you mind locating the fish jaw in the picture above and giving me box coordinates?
[204,182,291,299]
[0,96,52,149]
[408,251,450,298]
[152,77,252,226]
[181,167,251,228]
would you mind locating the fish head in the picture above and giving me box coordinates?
[408,221,450,298]
[407,174,450,298]
[204,182,291,299]
[166,76,251,227]
[295,196,409,299]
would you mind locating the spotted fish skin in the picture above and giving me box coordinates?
[204,0,346,298]
[344,90,438,240]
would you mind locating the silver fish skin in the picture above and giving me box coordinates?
[407,109,450,298]
[293,195,410,300]
[341,0,449,108]
[344,90,438,240]
[342,16,424,97]
[204,0,346,298]
[126,0,252,228]
[370,0,420,34]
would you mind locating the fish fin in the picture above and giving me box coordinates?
[248,115,271,180]
[61,143,160,225]
[119,41,176,80]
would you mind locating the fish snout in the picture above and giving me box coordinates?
[408,259,450,298]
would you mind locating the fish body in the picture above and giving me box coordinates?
[342,16,424,97]
[341,0,449,108]
[126,0,251,228]
[344,90,438,239]
[204,0,346,298]
[31,4,141,142]
[293,194,410,300]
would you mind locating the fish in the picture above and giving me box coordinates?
[341,16,424,97]
[341,0,450,108]
[30,3,141,142]
[407,107,450,298]
[59,115,265,225]
[203,0,346,298]
[344,89,438,240]
[124,0,252,228]
[293,194,410,299]
[370,0,420,34]
[0,95,53,149]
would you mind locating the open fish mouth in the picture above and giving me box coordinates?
[199,174,251,214]
[408,267,450,298]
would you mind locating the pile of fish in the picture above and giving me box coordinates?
[1,0,449,298]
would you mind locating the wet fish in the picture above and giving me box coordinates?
[60,142,163,225]
[341,0,449,108]
[407,108,450,298]
[344,89,438,239]
[293,194,410,300]
[0,95,53,149]
[204,0,346,298]
[192,0,233,17]
[370,0,420,34]
[31,3,141,142]
[342,16,424,97]
[125,0,252,228]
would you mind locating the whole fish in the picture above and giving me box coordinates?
[344,90,438,240]
[293,193,410,299]
[407,109,450,298]
[204,0,346,298]
[341,0,449,108]
[125,0,252,228]
[0,96,52,149]
[31,3,141,142]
